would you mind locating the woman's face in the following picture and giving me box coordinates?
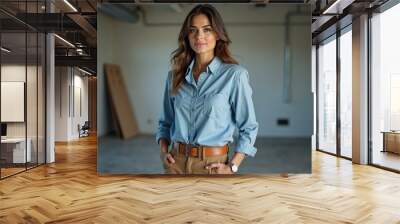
[188,14,218,56]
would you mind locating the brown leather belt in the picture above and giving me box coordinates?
[173,142,228,159]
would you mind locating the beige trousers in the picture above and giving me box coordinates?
[163,147,229,174]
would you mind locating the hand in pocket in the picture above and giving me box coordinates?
[160,151,176,168]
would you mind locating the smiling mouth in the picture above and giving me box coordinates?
[195,43,207,47]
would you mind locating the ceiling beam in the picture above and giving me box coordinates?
[67,13,97,40]
[55,55,97,73]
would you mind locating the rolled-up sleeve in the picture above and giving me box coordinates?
[231,69,259,157]
[155,72,174,145]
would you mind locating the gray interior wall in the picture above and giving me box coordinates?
[98,4,312,137]
[97,12,116,136]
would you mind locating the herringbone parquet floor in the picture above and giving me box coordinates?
[1,135,400,224]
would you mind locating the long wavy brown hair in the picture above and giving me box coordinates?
[170,4,238,94]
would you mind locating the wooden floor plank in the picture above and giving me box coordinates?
[0,135,400,223]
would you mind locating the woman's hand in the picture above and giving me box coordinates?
[160,151,176,165]
[159,138,175,165]
[206,162,233,174]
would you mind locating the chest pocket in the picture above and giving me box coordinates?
[202,93,231,120]
[173,94,189,110]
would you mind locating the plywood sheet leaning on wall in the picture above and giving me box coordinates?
[104,64,139,139]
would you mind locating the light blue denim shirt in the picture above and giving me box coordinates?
[156,56,258,157]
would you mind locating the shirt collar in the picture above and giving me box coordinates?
[186,59,195,76]
[208,56,221,75]
[185,56,222,77]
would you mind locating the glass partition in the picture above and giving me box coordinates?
[371,3,400,171]
[317,35,337,155]
[1,30,28,177]
[27,31,38,169]
[0,1,46,179]
[339,27,352,158]
[38,32,45,165]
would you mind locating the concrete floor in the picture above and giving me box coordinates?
[98,134,311,174]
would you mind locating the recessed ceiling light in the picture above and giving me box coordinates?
[63,0,78,12]
[54,34,75,48]
[322,0,353,15]
[1,47,11,53]
[78,67,92,76]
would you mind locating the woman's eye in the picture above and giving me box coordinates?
[204,28,212,32]
[189,28,197,33]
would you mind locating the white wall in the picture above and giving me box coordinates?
[98,4,312,137]
[1,65,40,137]
[55,67,69,141]
[55,67,89,141]
[1,66,26,135]
[72,73,89,137]
[1,63,46,163]
[312,45,317,150]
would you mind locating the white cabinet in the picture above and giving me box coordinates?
[1,138,32,163]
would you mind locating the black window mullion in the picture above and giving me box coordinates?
[316,44,320,151]
[0,25,2,179]
[367,11,373,165]
[36,0,39,168]
[24,0,28,171]
[336,28,341,157]
[44,32,47,164]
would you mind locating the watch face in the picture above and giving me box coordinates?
[231,164,238,173]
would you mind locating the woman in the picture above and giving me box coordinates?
[156,4,258,174]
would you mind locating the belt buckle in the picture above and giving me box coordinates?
[185,144,191,157]
[185,144,199,157]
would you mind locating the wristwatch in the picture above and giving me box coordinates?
[230,162,239,173]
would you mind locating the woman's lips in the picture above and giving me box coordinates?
[195,43,207,48]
